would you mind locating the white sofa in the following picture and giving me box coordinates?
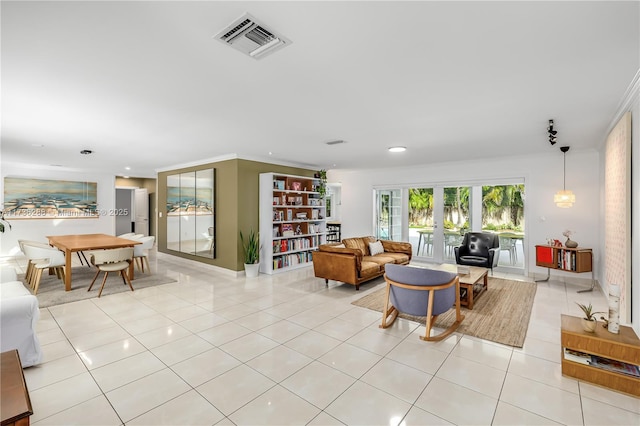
[0,267,42,367]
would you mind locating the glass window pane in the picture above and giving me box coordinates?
[482,184,525,267]
[443,186,470,261]
[409,187,434,258]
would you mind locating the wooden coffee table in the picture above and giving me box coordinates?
[456,266,489,309]
[415,263,489,310]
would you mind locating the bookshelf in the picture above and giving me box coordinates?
[561,314,640,397]
[535,245,595,292]
[326,223,341,243]
[259,173,326,274]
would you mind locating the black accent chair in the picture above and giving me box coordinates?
[454,232,500,274]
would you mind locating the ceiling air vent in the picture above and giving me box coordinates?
[214,13,291,60]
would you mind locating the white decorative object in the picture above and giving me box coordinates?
[608,284,620,334]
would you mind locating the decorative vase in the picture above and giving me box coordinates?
[581,318,597,333]
[244,263,260,278]
[565,238,578,248]
[608,284,620,334]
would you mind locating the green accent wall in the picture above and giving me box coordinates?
[158,159,315,271]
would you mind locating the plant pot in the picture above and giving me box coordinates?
[581,318,597,332]
[244,263,260,278]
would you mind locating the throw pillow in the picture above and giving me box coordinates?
[369,240,384,256]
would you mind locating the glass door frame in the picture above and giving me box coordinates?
[374,177,527,272]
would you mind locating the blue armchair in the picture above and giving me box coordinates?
[380,264,464,341]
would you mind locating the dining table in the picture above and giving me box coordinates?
[46,233,141,291]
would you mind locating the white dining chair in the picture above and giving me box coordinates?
[86,247,134,297]
[133,236,155,273]
[18,240,51,284]
[21,243,66,294]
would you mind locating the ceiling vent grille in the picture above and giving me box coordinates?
[214,13,291,60]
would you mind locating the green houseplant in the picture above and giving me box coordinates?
[576,302,604,332]
[0,210,11,233]
[240,229,260,277]
[316,169,327,198]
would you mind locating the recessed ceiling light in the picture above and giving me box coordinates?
[125,166,131,170]
[388,146,406,153]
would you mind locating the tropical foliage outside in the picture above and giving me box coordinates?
[408,184,525,232]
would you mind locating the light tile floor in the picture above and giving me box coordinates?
[2,250,639,426]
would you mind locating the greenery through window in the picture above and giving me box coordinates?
[482,184,525,232]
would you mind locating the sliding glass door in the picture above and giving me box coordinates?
[378,180,525,271]
[375,189,401,240]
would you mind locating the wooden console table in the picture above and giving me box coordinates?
[535,245,594,292]
[1,350,33,426]
[561,314,640,397]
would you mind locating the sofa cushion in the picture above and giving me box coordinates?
[363,255,397,266]
[343,237,369,256]
[1,281,42,367]
[360,261,381,279]
[369,240,384,256]
[1,281,32,298]
[381,252,411,264]
[0,267,18,283]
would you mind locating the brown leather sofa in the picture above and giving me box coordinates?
[312,236,412,290]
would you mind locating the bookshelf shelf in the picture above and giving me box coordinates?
[260,173,326,274]
[561,314,640,397]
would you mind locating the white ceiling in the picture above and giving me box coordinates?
[2,1,638,177]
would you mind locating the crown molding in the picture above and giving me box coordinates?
[155,153,320,174]
[602,68,640,144]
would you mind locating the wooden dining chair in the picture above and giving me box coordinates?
[86,247,134,297]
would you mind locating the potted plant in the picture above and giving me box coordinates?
[316,169,327,198]
[0,210,11,233]
[240,229,260,278]
[575,302,603,332]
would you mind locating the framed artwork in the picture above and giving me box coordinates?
[292,181,302,191]
[3,177,98,219]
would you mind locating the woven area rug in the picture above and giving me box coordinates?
[351,277,536,347]
[21,267,177,308]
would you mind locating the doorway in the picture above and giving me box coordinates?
[115,187,150,237]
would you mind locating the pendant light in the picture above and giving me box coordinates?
[554,146,575,208]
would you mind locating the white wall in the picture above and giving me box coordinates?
[0,164,117,258]
[328,149,601,281]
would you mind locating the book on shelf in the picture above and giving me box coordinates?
[563,348,591,365]
[588,355,640,377]
[287,209,293,221]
